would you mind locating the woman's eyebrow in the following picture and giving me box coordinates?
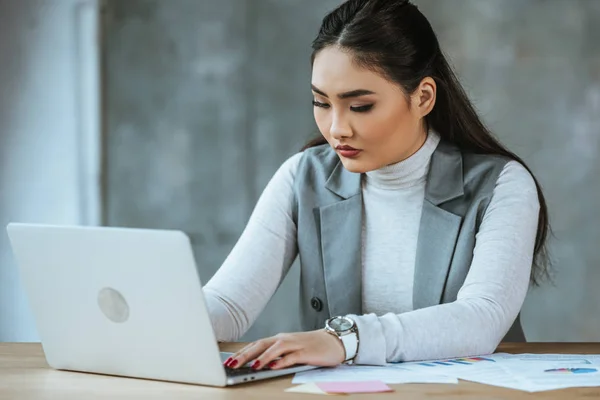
[311,84,376,99]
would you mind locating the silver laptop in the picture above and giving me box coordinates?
[6,223,317,386]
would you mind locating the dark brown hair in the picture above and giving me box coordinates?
[305,0,551,284]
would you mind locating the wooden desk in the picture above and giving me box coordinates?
[1,342,599,399]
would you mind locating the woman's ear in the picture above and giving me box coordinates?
[411,77,436,117]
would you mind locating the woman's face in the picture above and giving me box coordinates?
[311,46,435,173]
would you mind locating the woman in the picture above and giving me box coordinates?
[203,0,550,370]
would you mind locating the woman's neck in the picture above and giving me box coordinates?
[364,131,441,190]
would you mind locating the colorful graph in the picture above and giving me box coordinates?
[418,357,495,367]
[544,368,598,374]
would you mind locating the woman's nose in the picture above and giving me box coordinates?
[329,114,352,139]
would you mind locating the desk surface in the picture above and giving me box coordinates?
[1,342,599,399]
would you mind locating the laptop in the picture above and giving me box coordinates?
[5,223,317,386]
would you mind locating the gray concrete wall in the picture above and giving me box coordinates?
[103,0,600,342]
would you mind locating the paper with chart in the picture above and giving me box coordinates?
[392,354,527,390]
[292,364,458,384]
[498,354,600,391]
[395,353,600,392]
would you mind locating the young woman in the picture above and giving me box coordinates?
[203,0,550,370]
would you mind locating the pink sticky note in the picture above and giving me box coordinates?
[317,381,393,394]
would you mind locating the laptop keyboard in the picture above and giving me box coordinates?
[225,366,257,377]
[221,354,275,377]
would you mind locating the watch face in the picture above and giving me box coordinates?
[330,317,353,332]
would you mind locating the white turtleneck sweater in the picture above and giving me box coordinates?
[203,132,540,364]
[360,134,441,316]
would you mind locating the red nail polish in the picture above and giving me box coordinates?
[230,360,238,368]
[268,361,277,368]
[252,361,260,369]
[223,357,232,366]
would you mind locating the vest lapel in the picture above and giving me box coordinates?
[319,161,363,317]
[413,141,464,309]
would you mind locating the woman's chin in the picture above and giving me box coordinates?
[339,158,374,174]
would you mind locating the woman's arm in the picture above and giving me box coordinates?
[348,160,541,365]
[203,153,302,341]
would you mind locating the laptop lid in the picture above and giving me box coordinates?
[6,223,228,386]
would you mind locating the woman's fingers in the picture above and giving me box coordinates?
[268,350,302,370]
[224,343,254,368]
[253,334,301,370]
[225,339,273,369]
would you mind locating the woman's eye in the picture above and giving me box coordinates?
[312,100,330,109]
[350,104,374,113]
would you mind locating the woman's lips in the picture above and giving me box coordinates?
[336,145,362,158]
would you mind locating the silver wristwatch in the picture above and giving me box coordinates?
[324,316,359,364]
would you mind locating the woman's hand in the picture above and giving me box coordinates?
[224,330,346,371]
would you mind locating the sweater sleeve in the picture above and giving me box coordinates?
[347,160,541,364]
[202,153,302,341]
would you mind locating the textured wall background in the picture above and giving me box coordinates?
[103,0,600,342]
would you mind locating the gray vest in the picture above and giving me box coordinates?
[292,139,526,342]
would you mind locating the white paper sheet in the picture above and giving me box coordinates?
[393,354,506,376]
[498,354,600,392]
[389,354,525,390]
[394,353,600,392]
[292,364,458,385]
[453,366,529,390]
[285,383,337,395]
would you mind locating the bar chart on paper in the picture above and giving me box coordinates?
[544,368,598,375]
[417,357,496,367]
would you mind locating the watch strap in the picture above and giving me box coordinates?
[340,330,358,362]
